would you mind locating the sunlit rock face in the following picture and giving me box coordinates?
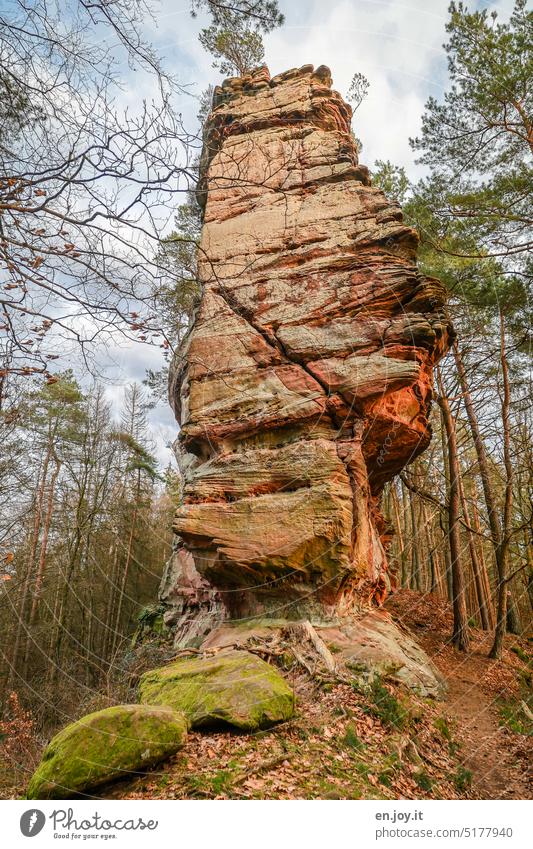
[162,64,450,642]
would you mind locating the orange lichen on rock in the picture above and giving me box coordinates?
[163,65,450,643]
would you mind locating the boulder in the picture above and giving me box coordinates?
[139,649,294,731]
[26,704,188,799]
[322,611,446,698]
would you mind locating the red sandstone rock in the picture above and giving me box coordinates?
[162,64,450,643]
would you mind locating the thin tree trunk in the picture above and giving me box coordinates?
[391,484,406,588]
[452,339,513,657]
[110,508,137,658]
[102,540,120,662]
[439,415,453,601]
[526,529,533,614]
[437,367,470,651]
[110,469,141,658]
[400,480,410,588]
[27,457,61,626]
[8,447,51,689]
[490,313,513,659]
[22,457,61,674]
[457,472,491,630]
[453,340,502,552]
[471,488,495,627]
[50,537,82,683]
[427,513,445,596]
[408,488,421,590]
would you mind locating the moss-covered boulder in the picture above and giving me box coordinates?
[26,704,188,799]
[139,649,294,731]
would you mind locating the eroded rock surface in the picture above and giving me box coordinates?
[322,611,446,698]
[139,650,294,731]
[164,64,450,635]
[197,615,445,699]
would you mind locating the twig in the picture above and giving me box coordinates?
[236,753,291,783]
[291,647,314,676]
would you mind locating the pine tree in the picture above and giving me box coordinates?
[194,0,284,77]
[410,1,532,292]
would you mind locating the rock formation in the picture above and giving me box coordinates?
[26,64,451,801]
[162,64,450,644]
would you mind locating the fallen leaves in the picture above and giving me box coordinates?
[88,591,532,802]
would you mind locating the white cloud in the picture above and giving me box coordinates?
[143,0,517,172]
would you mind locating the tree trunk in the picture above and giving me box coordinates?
[452,338,513,657]
[490,313,513,659]
[22,456,61,675]
[110,469,142,659]
[408,488,421,590]
[421,502,436,593]
[506,590,521,635]
[7,446,51,690]
[526,530,533,614]
[391,483,406,588]
[453,340,502,552]
[457,471,491,630]
[400,480,410,587]
[437,366,470,651]
[27,458,60,623]
[438,414,453,601]
[471,488,495,628]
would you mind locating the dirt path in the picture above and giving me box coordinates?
[386,590,532,801]
[442,655,529,799]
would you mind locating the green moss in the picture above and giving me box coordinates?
[454,765,472,792]
[414,769,433,792]
[377,771,392,788]
[139,649,294,731]
[520,669,532,687]
[341,724,365,752]
[26,704,187,800]
[498,697,533,736]
[132,604,170,646]
[376,751,401,789]
[510,645,530,664]
[318,782,344,799]
[361,677,408,730]
[434,716,452,741]
[186,769,235,798]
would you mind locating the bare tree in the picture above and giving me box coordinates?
[0,1,199,379]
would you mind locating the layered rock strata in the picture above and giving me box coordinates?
[162,64,450,643]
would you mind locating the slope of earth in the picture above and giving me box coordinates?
[386,590,532,800]
[4,593,530,801]
[87,593,530,801]
[98,673,467,801]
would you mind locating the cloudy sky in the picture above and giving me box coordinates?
[104,0,516,465]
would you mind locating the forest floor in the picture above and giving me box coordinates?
[2,590,531,800]
[386,591,532,800]
[99,590,532,801]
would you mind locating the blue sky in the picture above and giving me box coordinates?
[102,0,517,465]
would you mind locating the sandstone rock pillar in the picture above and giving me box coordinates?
[162,64,450,645]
